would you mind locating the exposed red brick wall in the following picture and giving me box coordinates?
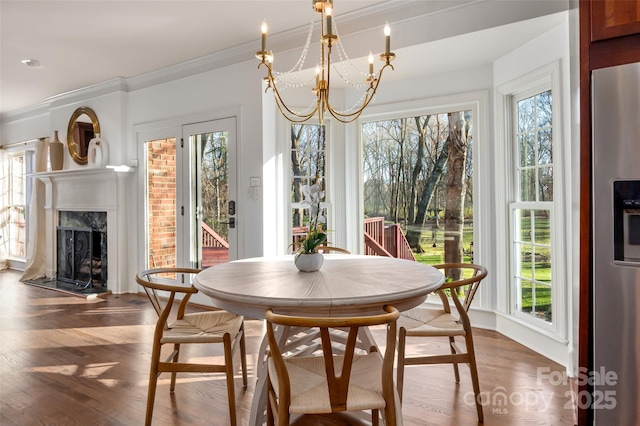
[147,139,177,269]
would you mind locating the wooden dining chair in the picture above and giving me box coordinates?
[396,263,488,422]
[317,245,351,254]
[136,267,247,426]
[265,306,401,426]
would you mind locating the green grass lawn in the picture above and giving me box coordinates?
[412,221,474,264]
[408,219,553,322]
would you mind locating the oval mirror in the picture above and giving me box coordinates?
[67,107,100,165]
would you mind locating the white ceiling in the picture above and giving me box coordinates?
[0,1,568,116]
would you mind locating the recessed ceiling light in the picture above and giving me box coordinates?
[21,59,40,67]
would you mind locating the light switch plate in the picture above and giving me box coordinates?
[250,177,261,187]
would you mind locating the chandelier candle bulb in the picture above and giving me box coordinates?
[261,21,268,52]
[368,52,374,75]
[384,23,391,56]
[326,6,333,36]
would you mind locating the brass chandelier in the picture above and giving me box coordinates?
[256,0,395,124]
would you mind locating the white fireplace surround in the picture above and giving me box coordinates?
[35,168,132,294]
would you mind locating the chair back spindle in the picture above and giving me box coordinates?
[265,306,400,425]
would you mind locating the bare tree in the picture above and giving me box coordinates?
[443,111,470,277]
[407,115,429,225]
[200,132,229,240]
[406,115,449,252]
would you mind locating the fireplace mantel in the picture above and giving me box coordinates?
[33,167,133,293]
[33,167,132,210]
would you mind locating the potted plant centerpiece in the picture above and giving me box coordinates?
[294,178,328,272]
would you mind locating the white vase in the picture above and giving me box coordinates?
[87,133,108,167]
[49,130,64,171]
[294,252,324,272]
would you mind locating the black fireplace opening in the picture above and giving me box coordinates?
[55,211,108,293]
[56,226,107,288]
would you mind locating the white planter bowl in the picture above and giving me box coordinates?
[294,252,324,272]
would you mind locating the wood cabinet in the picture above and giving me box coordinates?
[591,0,640,41]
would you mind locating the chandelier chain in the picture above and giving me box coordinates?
[274,18,316,77]
[331,19,369,89]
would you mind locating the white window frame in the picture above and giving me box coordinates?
[496,61,568,340]
[1,145,35,263]
[355,92,491,309]
[279,117,334,254]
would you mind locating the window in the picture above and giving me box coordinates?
[290,123,327,241]
[1,152,29,259]
[511,90,554,323]
[361,110,474,265]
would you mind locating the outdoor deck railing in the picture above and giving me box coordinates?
[202,221,229,248]
[288,217,415,260]
[364,217,415,261]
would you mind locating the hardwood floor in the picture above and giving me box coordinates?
[0,269,575,425]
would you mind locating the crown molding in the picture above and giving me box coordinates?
[0,102,50,123]
[45,78,128,109]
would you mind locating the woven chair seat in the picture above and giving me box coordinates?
[163,311,244,344]
[268,352,386,414]
[396,263,487,423]
[398,307,465,337]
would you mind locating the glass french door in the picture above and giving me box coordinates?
[186,118,237,269]
[143,117,237,272]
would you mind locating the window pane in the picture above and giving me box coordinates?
[538,128,553,165]
[535,248,552,280]
[518,97,535,132]
[533,210,550,245]
[536,90,552,128]
[10,156,25,205]
[539,166,553,201]
[9,206,26,257]
[518,209,532,242]
[535,283,552,322]
[517,243,533,280]
[519,279,533,312]
[519,133,535,167]
[520,169,536,201]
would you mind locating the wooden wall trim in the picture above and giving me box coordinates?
[590,33,640,69]
[578,1,592,425]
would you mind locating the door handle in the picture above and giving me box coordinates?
[220,217,236,229]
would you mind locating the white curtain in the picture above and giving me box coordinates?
[20,138,48,281]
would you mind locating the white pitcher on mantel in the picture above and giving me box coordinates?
[87,133,108,167]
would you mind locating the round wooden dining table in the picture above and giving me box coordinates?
[193,254,444,425]
[194,254,444,318]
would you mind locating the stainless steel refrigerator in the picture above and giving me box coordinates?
[592,62,640,424]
